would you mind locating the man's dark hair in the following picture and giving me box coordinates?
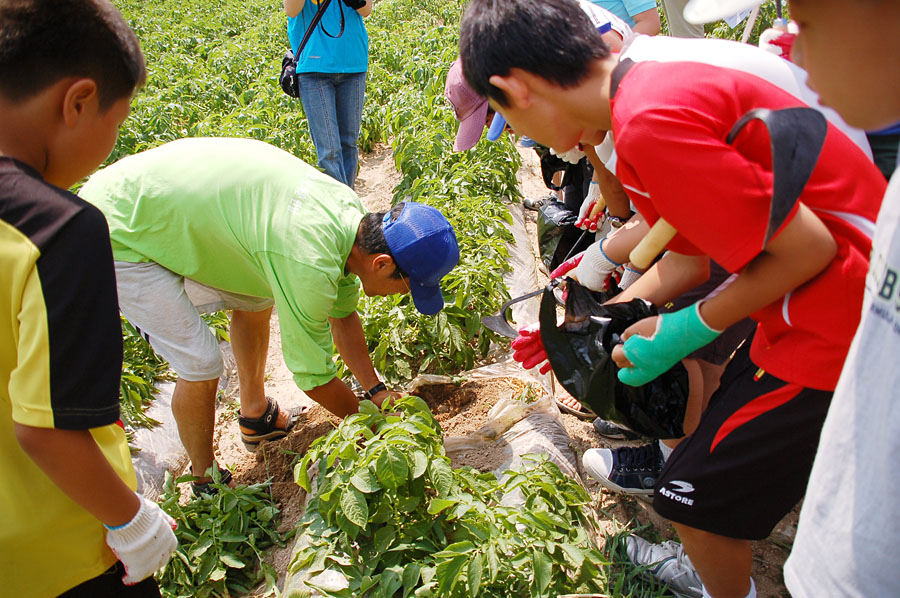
[0,0,145,109]
[356,203,407,279]
[459,0,609,106]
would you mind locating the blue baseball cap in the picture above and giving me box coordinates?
[383,203,460,315]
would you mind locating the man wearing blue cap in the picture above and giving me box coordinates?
[79,137,459,494]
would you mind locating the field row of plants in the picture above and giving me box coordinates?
[112,0,521,421]
[289,396,657,598]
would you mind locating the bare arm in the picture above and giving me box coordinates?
[356,0,373,18]
[305,377,361,418]
[284,0,304,18]
[594,161,632,219]
[631,7,661,36]
[328,311,393,405]
[600,30,624,52]
[599,215,650,263]
[609,251,710,306]
[15,425,140,527]
[698,203,836,330]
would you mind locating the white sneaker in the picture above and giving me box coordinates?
[625,536,703,598]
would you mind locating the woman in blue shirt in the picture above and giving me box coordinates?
[284,0,373,188]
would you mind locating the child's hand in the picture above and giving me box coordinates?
[572,238,620,291]
[615,303,721,386]
[105,495,177,584]
[575,183,604,232]
[511,324,552,374]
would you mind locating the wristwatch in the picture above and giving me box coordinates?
[606,209,628,229]
[363,382,387,400]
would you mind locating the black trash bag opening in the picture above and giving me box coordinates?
[540,280,688,439]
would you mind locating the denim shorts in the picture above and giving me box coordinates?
[115,261,273,381]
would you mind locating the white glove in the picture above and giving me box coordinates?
[105,494,178,585]
[550,145,585,164]
[576,182,604,232]
[571,238,621,292]
[618,265,644,290]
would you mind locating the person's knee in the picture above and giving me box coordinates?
[174,352,224,382]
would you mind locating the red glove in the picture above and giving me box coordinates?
[550,252,583,279]
[511,324,552,375]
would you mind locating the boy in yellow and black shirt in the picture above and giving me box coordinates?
[0,1,176,595]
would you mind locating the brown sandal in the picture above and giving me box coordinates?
[238,397,306,452]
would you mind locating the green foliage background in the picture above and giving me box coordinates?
[111,0,519,399]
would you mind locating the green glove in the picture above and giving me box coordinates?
[618,303,722,387]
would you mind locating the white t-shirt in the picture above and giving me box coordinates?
[578,0,634,43]
[784,170,900,596]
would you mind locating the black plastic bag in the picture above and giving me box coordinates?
[540,280,688,439]
[536,201,575,271]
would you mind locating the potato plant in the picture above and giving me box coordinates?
[291,396,621,598]
[156,469,291,597]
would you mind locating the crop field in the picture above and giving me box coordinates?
[107,0,789,596]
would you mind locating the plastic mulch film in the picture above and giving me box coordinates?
[443,385,579,484]
[131,381,188,501]
[503,199,546,334]
[131,341,237,501]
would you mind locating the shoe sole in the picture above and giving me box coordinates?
[240,405,307,452]
[590,473,654,497]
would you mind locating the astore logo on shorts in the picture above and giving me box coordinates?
[659,480,695,506]
[670,480,694,493]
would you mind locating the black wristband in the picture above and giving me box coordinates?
[363,382,387,400]
[342,0,366,10]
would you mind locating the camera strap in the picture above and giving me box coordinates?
[292,0,333,66]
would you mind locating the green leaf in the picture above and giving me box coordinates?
[340,485,369,528]
[467,553,483,598]
[376,446,409,489]
[294,453,311,492]
[531,548,552,598]
[209,567,227,581]
[435,555,467,595]
[373,525,396,553]
[359,399,380,414]
[379,569,403,598]
[401,563,421,598]
[350,468,382,493]
[428,459,454,497]
[558,543,585,568]
[426,498,457,515]
[220,553,245,569]
[411,450,428,478]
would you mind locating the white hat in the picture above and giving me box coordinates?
[683,0,763,24]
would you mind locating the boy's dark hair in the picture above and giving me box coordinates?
[0,0,145,109]
[459,0,609,106]
[356,203,407,279]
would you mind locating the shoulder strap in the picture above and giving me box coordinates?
[293,0,333,65]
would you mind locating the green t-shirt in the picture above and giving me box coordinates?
[80,137,365,390]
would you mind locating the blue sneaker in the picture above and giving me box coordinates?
[519,135,538,148]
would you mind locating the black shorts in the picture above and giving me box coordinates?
[59,562,161,597]
[652,340,832,540]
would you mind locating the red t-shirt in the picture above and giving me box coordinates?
[612,58,885,390]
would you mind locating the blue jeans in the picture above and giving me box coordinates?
[298,72,366,188]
